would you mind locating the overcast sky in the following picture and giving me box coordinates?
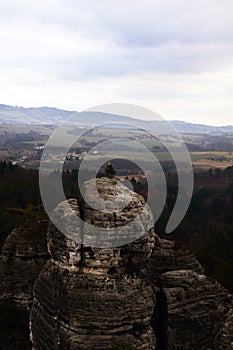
[0,0,232,125]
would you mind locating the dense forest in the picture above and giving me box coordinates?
[0,161,232,292]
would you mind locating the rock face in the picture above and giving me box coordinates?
[0,222,49,303]
[157,270,231,350]
[145,238,204,282]
[31,179,157,350]
[31,262,156,349]
[214,308,233,350]
[0,222,49,349]
[27,178,233,349]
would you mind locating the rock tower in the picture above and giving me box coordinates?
[29,178,233,350]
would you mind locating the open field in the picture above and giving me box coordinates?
[191,151,233,169]
[193,159,233,169]
[191,151,233,159]
[0,150,9,157]
[79,151,233,174]
[1,122,233,170]
[0,124,52,135]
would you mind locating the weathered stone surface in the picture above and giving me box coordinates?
[158,270,232,350]
[31,261,156,350]
[82,178,155,248]
[214,308,233,350]
[145,238,204,282]
[0,222,49,303]
[27,178,233,350]
[31,179,157,349]
[0,222,49,349]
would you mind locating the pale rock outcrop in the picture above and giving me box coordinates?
[30,178,157,350]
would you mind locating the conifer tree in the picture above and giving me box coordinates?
[104,162,116,178]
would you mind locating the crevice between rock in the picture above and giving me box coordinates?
[151,285,168,350]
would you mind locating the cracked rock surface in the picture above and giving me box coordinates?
[2,178,232,350]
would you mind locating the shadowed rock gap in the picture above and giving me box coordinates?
[78,198,85,269]
[152,288,168,350]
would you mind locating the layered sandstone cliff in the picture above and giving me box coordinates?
[0,222,49,349]
[157,270,232,350]
[214,308,233,350]
[29,178,233,350]
[30,179,157,349]
[0,178,231,349]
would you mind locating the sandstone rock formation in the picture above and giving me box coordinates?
[0,178,231,349]
[145,238,204,282]
[157,270,231,350]
[0,222,49,349]
[214,308,233,350]
[29,178,233,350]
[30,179,157,350]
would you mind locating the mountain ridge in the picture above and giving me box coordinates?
[0,104,232,135]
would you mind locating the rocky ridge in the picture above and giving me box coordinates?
[0,178,232,349]
[29,178,233,349]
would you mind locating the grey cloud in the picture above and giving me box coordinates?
[2,38,231,81]
[0,0,232,81]
[1,0,232,45]
[54,0,233,46]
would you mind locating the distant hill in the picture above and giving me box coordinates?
[0,104,76,125]
[0,104,232,135]
[165,120,233,135]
